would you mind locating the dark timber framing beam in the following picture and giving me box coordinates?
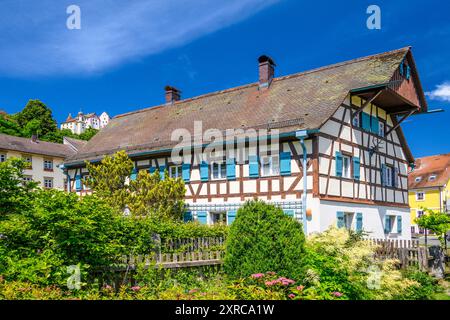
[350,89,384,120]
[385,109,416,137]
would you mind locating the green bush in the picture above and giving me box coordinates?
[401,268,443,300]
[223,200,306,279]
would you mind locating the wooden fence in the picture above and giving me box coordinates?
[118,236,226,270]
[367,239,429,271]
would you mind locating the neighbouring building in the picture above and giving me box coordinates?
[0,133,86,190]
[408,153,450,235]
[63,47,429,240]
[60,111,110,134]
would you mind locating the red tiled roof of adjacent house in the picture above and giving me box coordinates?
[408,153,450,189]
[0,133,76,158]
[66,47,415,164]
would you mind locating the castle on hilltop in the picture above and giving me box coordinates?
[60,111,110,134]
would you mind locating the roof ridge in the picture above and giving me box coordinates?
[114,47,411,120]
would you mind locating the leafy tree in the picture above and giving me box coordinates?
[415,208,450,247]
[0,114,22,137]
[84,150,133,211]
[85,150,186,219]
[14,99,57,138]
[128,170,185,219]
[224,200,306,279]
[0,158,37,216]
[78,128,98,141]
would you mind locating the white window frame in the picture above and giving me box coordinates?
[429,175,436,181]
[22,175,32,184]
[417,210,424,218]
[344,212,354,230]
[416,191,425,201]
[22,154,32,168]
[211,162,226,180]
[378,121,385,137]
[209,211,227,225]
[261,155,280,177]
[385,165,393,187]
[169,165,182,178]
[43,178,53,189]
[415,176,422,182]
[352,114,360,128]
[43,159,53,171]
[342,155,352,179]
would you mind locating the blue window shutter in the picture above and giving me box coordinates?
[200,161,209,181]
[197,211,207,225]
[361,112,371,131]
[226,158,236,180]
[399,61,404,76]
[159,165,166,180]
[384,216,391,234]
[249,155,259,178]
[371,116,379,134]
[183,211,193,222]
[406,65,411,80]
[336,212,345,228]
[356,213,363,232]
[130,168,137,181]
[182,163,191,182]
[284,209,294,218]
[335,151,343,177]
[149,167,156,174]
[75,175,82,191]
[280,152,291,176]
[227,210,237,225]
[353,157,360,180]
[397,216,402,233]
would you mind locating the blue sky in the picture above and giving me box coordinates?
[0,0,449,157]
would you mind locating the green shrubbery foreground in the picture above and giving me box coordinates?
[0,157,446,300]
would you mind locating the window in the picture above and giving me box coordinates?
[211,162,226,180]
[169,165,182,178]
[209,211,227,225]
[416,191,425,201]
[342,155,352,179]
[22,155,32,168]
[384,165,394,187]
[0,153,6,162]
[429,174,436,181]
[352,114,360,128]
[22,175,32,184]
[343,212,354,230]
[261,155,280,177]
[417,210,424,218]
[43,159,53,171]
[415,177,422,182]
[378,121,385,137]
[43,178,53,189]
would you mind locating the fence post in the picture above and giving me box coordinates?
[152,233,162,264]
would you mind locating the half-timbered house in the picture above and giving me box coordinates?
[63,47,428,240]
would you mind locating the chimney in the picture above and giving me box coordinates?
[31,134,38,143]
[258,55,276,88]
[165,86,181,104]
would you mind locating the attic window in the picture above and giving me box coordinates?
[429,175,436,181]
[415,177,421,182]
[399,60,411,80]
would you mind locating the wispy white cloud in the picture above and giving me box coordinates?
[425,82,450,102]
[0,0,278,77]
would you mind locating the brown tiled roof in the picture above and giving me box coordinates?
[66,47,412,164]
[63,136,87,152]
[0,133,75,158]
[408,153,450,189]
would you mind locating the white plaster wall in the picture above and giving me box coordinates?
[317,200,411,240]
